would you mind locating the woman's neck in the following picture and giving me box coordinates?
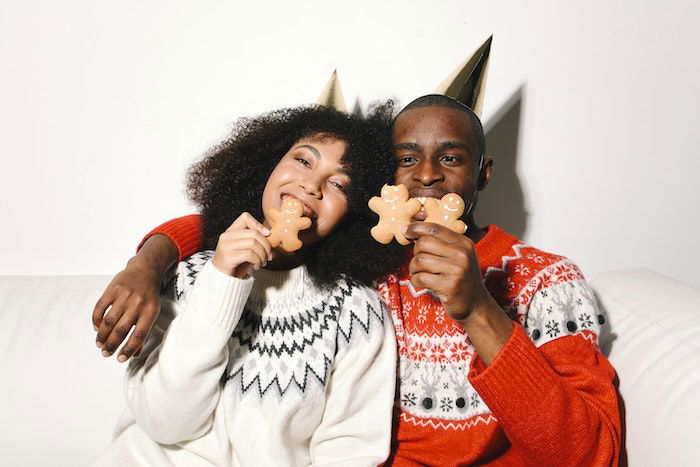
[265,247,311,271]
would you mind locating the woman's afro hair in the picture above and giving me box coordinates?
[186,102,409,289]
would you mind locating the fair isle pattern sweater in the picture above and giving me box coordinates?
[101,252,396,467]
[379,226,620,466]
[142,217,621,466]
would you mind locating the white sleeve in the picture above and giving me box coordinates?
[124,260,254,444]
[309,286,397,467]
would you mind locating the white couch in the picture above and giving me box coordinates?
[1,268,699,466]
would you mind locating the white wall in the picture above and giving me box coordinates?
[2,1,699,287]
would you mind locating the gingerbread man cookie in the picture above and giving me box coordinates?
[267,198,312,252]
[368,184,422,245]
[423,193,467,234]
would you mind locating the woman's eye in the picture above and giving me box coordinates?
[330,181,347,192]
[295,157,311,167]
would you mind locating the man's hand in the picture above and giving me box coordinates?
[93,258,161,362]
[92,233,179,362]
[212,213,272,278]
[404,222,513,365]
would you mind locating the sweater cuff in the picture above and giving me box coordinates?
[469,324,560,416]
[183,260,254,334]
[137,215,202,261]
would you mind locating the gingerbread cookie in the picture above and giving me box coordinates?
[368,184,422,245]
[423,193,467,234]
[267,198,312,252]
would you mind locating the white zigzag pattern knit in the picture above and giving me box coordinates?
[171,252,387,401]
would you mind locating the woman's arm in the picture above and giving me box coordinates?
[125,259,253,444]
[309,287,397,467]
[123,213,271,443]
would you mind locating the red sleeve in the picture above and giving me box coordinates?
[137,215,203,262]
[469,325,621,466]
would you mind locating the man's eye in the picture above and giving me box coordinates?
[441,155,459,164]
[397,155,417,165]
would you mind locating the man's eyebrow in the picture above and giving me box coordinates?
[438,141,472,153]
[297,144,321,159]
[394,142,420,151]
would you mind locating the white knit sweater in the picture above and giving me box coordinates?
[95,252,396,467]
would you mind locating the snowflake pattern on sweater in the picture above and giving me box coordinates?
[377,230,603,427]
[169,251,389,401]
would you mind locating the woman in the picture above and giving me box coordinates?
[94,104,406,466]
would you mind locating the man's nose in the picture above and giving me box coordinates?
[414,160,444,186]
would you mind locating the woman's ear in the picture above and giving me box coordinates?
[478,156,493,191]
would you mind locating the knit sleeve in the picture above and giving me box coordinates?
[468,276,622,466]
[309,285,397,467]
[123,259,253,444]
[137,214,203,262]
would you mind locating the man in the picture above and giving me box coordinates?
[93,93,620,465]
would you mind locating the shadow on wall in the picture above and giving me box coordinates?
[477,86,527,238]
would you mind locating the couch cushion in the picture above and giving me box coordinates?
[589,268,700,466]
[0,275,124,466]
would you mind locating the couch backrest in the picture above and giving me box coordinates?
[589,268,700,466]
[1,269,699,466]
[0,275,123,466]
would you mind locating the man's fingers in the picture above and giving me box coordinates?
[408,253,456,276]
[101,310,139,357]
[228,212,271,236]
[410,271,443,292]
[92,289,116,329]
[95,300,127,348]
[404,221,465,244]
[117,313,156,362]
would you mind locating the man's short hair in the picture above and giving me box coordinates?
[397,94,485,163]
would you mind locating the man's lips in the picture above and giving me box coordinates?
[409,190,445,221]
[282,194,316,219]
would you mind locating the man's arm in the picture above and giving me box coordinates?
[404,222,621,464]
[92,215,203,361]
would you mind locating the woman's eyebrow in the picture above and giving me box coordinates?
[297,144,321,159]
[296,144,349,175]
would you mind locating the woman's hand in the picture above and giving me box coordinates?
[212,213,272,278]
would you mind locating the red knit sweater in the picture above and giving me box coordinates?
[142,216,621,466]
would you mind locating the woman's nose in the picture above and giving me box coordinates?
[300,177,322,197]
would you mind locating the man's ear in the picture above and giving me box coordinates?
[478,156,493,191]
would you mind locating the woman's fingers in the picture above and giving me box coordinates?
[229,212,271,237]
[218,229,272,260]
[214,225,275,277]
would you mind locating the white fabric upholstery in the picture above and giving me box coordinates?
[1,268,698,466]
[590,269,700,466]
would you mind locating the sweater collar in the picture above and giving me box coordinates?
[250,264,317,302]
[474,225,521,274]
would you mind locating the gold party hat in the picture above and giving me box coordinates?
[433,36,492,117]
[316,69,347,111]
